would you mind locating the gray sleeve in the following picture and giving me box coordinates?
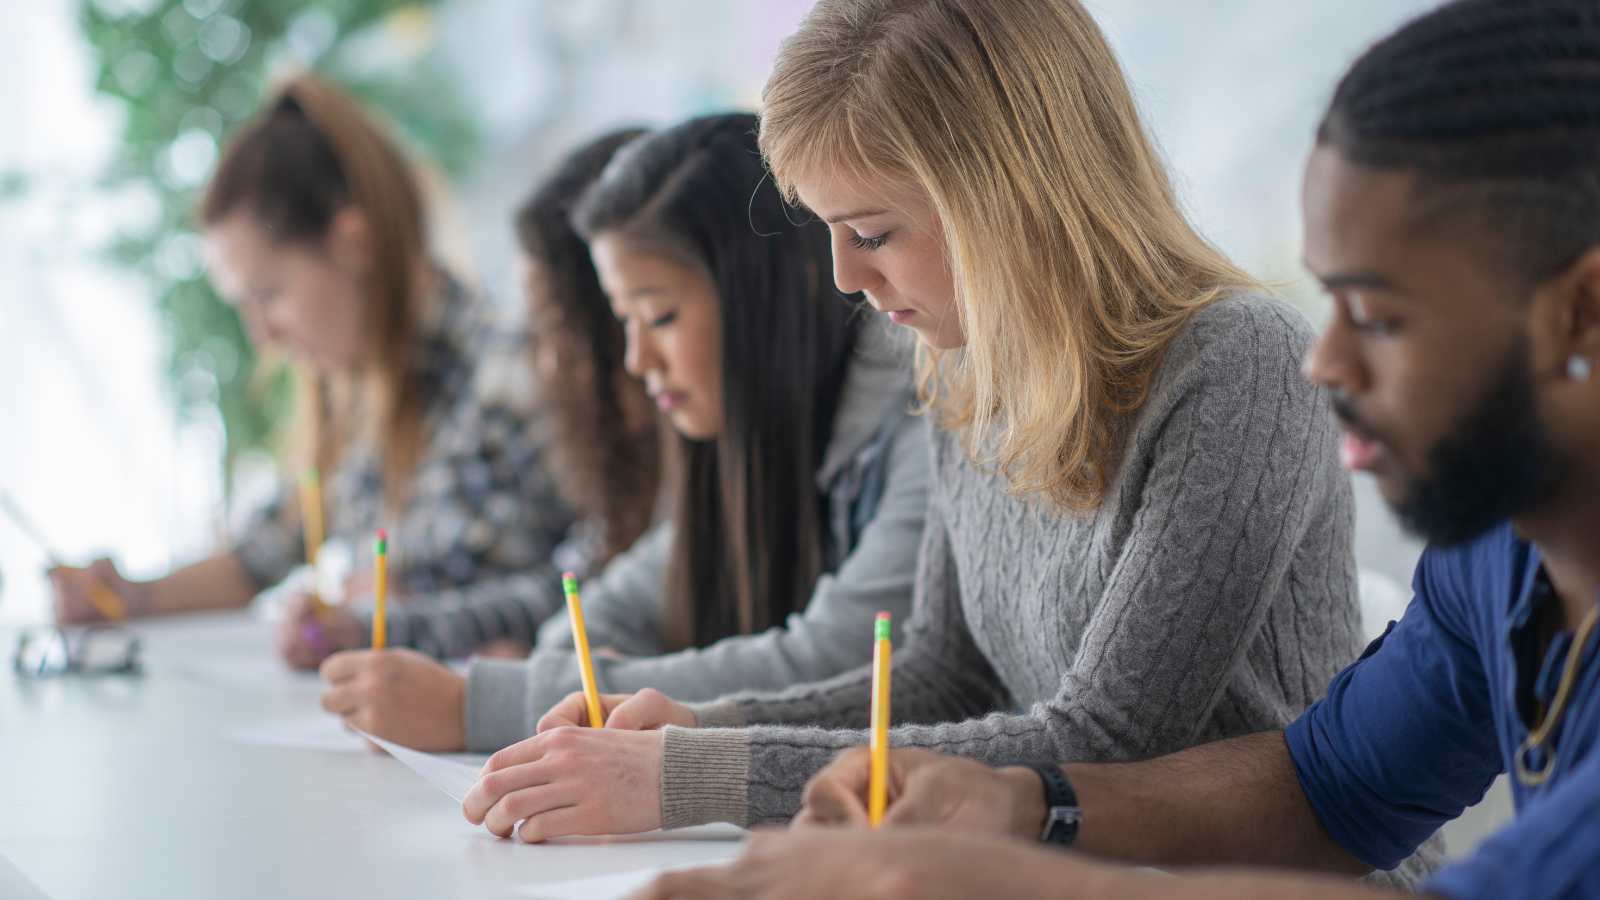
[513,412,933,724]
[463,523,672,751]
[685,440,1004,733]
[532,523,674,657]
[360,565,565,659]
[661,304,1349,826]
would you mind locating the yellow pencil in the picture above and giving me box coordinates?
[371,529,388,650]
[563,573,606,728]
[298,467,331,619]
[85,581,129,622]
[0,490,126,620]
[869,611,892,827]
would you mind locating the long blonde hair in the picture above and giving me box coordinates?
[202,74,429,510]
[760,0,1257,508]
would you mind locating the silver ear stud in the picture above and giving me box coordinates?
[1568,354,1594,382]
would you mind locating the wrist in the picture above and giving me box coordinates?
[1000,766,1047,840]
[449,672,468,750]
[133,578,162,616]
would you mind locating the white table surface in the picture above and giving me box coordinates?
[0,613,742,899]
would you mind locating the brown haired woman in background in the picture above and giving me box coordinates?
[49,75,582,659]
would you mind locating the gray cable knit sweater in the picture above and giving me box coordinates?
[659,295,1365,828]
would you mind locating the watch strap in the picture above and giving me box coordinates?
[1030,764,1082,847]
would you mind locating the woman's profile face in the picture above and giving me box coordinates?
[589,233,724,441]
[205,209,373,372]
[521,251,657,437]
[794,173,963,349]
[520,253,593,390]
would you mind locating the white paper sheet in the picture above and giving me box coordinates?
[520,858,739,900]
[225,713,368,753]
[168,655,324,693]
[356,729,484,802]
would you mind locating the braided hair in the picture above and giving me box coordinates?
[1319,0,1600,288]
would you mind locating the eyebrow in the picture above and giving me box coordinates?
[823,208,890,225]
[619,286,669,301]
[1303,266,1406,295]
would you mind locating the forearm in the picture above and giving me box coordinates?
[694,635,999,730]
[670,706,1065,828]
[1050,731,1366,874]
[524,620,872,718]
[1065,861,1421,900]
[378,567,562,659]
[145,552,257,615]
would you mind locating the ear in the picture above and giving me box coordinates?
[1527,246,1600,373]
[324,206,375,276]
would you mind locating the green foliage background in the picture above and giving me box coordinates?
[79,0,479,493]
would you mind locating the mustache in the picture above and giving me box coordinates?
[1329,393,1383,444]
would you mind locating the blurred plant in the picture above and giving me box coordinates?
[78,0,479,495]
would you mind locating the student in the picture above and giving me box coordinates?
[46,76,577,633]
[646,1,1600,898]
[315,113,930,754]
[273,127,663,666]
[458,0,1368,846]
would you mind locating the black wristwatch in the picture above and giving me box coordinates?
[1029,764,1082,847]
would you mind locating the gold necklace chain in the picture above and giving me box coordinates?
[1514,601,1600,787]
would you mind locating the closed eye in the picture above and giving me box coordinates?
[650,310,679,328]
[1353,319,1401,337]
[849,232,889,251]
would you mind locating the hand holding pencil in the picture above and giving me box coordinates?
[3,490,135,623]
[46,558,137,624]
[795,745,1042,837]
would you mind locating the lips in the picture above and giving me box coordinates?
[1339,430,1384,471]
[652,390,687,412]
[864,293,916,324]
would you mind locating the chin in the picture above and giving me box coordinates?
[912,326,966,351]
[670,412,718,442]
[1372,473,1407,508]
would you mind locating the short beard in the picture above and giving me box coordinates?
[1391,338,1568,546]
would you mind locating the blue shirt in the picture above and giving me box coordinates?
[1285,522,1600,900]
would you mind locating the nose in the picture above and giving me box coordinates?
[830,229,884,297]
[623,321,660,380]
[1302,315,1369,395]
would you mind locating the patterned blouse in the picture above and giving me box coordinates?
[231,273,578,653]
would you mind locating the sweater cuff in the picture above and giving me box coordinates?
[661,726,750,828]
[687,700,747,729]
[465,658,535,752]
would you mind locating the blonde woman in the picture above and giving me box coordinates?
[458,0,1362,843]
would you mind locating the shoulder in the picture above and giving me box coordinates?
[1136,293,1322,428]
[442,285,539,420]
[1413,522,1527,638]
[1160,293,1315,386]
[416,280,547,458]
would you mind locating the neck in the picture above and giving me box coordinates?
[1516,475,1600,629]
